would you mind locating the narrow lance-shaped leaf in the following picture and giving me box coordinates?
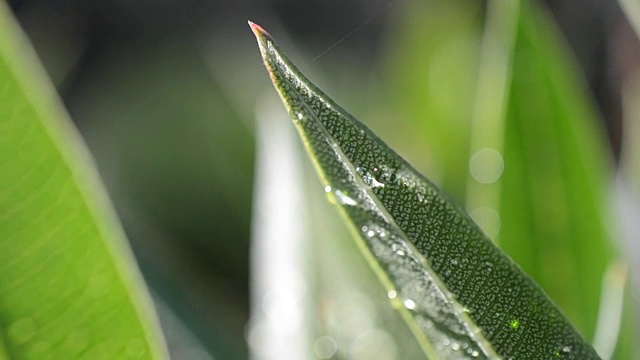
[0,4,167,359]
[250,22,600,359]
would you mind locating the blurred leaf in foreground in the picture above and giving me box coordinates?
[0,4,167,359]
[67,36,254,359]
[250,21,600,359]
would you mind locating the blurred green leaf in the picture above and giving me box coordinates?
[377,0,483,203]
[251,22,600,359]
[0,4,167,359]
[500,3,637,358]
[378,0,637,357]
[500,0,614,334]
[67,36,253,360]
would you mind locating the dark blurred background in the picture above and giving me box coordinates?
[6,0,640,358]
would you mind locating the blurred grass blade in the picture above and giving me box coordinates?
[500,3,637,358]
[0,4,167,359]
[377,0,483,203]
[464,0,519,241]
[379,1,637,357]
[592,263,626,359]
[250,22,600,359]
[248,95,311,359]
[618,0,640,40]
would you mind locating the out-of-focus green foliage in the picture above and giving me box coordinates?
[2,0,638,358]
[67,37,254,360]
[375,0,637,358]
[501,0,612,338]
[0,3,167,358]
[500,3,637,357]
[377,0,483,202]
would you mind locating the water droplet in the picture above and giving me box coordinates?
[324,185,332,193]
[451,342,460,351]
[387,290,397,299]
[296,112,304,121]
[334,190,358,206]
[367,230,375,238]
[442,338,451,346]
[562,346,571,353]
[361,172,385,189]
[361,225,368,232]
[403,299,416,310]
[314,336,337,359]
[7,318,37,344]
[469,147,504,184]
[369,175,385,188]
[471,350,480,357]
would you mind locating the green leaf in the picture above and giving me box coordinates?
[0,4,167,359]
[501,0,614,337]
[377,1,637,357]
[499,3,637,358]
[250,22,601,359]
[377,0,483,204]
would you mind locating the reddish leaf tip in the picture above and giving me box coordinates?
[248,20,268,38]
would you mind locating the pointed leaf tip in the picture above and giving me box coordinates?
[252,25,603,360]
[248,20,269,39]
[248,21,276,57]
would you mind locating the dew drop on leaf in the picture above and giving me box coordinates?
[334,190,358,206]
[403,299,416,310]
[251,22,604,359]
